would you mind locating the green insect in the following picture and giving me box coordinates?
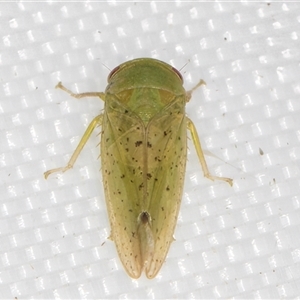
[44,58,232,279]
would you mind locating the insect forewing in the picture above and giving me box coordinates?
[101,99,146,278]
[145,98,187,278]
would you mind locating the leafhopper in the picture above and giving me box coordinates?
[44,58,232,279]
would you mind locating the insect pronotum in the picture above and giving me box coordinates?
[44,58,233,279]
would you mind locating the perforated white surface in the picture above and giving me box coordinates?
[1,1,300,299]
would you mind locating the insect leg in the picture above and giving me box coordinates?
[44,114,103,179]
[56,82,106,101]
[187,118,233,186]
[186,79,206,102]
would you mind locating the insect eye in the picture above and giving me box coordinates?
[172,67,183,82]
[108,65,120,79]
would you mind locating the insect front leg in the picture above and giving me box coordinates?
[187,118,233,186]
[55,82,106,101]
[44,114,103,179]
[186,79,206,102]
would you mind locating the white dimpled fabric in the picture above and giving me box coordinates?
[1,1,300,299]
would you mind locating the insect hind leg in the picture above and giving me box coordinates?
[187,118,233,186]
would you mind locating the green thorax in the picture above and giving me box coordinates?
[105,58,186,123]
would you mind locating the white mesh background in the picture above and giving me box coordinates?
[1,1,300,299]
